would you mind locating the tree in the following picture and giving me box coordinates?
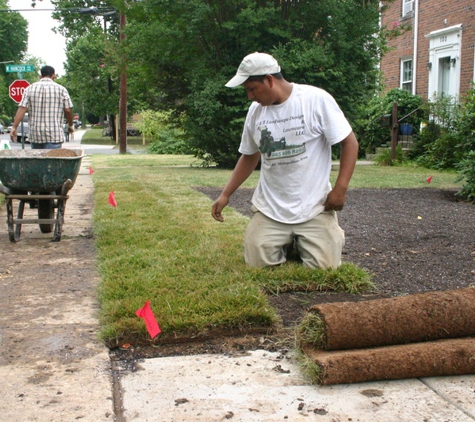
[53,0,121,137]
[0,1,28,116]
[63,32,119,126]
[124,0,386,167]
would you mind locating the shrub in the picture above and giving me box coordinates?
[374,144,407,166]
[456,151,475,203]
[0,114,11,126]
[409,94,460,167]
[414,130,460,169]
[135,110,193,155]
[415,86,475,174]
[148,126,191,155]
[454,85,475,202]
[406,120,441,160]
[356,89,424,156]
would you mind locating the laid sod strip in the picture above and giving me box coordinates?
[256,262,373,295]
[299,287,475,351]
[91,156,374,347]
[300,338,475,385]
[93,166,273,347]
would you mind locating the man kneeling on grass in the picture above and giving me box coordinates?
[211,52,358,269]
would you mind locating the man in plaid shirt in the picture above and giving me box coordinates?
[10,65,74,149]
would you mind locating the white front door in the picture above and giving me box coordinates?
[425,24,462,99]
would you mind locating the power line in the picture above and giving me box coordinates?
[0,8,116,13]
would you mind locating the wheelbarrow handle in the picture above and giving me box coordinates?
[0,184,11,196]
[60,179,74,196]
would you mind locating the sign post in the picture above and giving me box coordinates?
[9,79,30,104]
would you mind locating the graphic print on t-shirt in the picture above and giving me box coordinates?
[258,125,306,159]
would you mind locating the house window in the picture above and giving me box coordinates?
[403,0,414,16]
[401,59,413,92]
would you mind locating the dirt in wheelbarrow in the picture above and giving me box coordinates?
[43,149,78,157]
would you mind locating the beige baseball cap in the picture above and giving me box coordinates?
[225,52,281,88]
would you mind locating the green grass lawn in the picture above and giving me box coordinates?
[80,126,148,148]
[344,163,460,189]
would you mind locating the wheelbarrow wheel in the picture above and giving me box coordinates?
[7,198,25,242]
[38,195,54,233]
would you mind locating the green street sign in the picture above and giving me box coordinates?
[5,64,35,73]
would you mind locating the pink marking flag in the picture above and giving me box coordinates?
[136,301,161,339]
[108,191,117,207]
[89,167,94,175]
[426,175,433,184]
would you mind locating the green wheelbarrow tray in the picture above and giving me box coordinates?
[0,149,84,242]
[0,149,84,192]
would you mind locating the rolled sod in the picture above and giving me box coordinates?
[301,287,475,351]
[302,338,475,385]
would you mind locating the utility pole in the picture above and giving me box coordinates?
[119,11,127,154]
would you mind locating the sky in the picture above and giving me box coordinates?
[14,0,67,76]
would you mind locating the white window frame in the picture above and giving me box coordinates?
[403,0,414,16]
[400,58,413,92]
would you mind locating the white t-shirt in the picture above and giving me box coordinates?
[239,83,352,224]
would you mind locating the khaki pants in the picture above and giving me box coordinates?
[244,207,345,269]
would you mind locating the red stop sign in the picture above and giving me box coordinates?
[9,79,30,103]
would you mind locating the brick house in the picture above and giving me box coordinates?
[380,0,475,100]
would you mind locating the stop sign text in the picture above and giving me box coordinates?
[9,80,30,104]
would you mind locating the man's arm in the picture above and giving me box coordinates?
[64,107,74,133]
[9,106,28,141]
[212,151,261,222]
[324,131,359,211]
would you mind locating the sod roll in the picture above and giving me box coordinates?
[302,337,475,385]
[305,287,475,350]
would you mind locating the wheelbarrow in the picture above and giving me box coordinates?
[0,149,84,242]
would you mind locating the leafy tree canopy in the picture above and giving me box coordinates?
[125,0,385,166]
[0,0,28,115]
[52,0,387,166]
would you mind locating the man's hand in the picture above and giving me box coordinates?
[10,127,17,142]
[324,185,347,211]
[211,152,260,222]
[325,132,358,212]
[211,195,229,222]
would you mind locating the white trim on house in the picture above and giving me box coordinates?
[400,58,413,92]
[425,24,462,99]
[412,0,419,95]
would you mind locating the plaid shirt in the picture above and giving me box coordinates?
[19,78,73,144]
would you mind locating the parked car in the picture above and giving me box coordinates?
[16,123,29,143]
[15,114,29,143]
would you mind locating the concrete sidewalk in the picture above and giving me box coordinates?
[1,147,474,422]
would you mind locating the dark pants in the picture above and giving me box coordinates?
[31,143,62,149]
